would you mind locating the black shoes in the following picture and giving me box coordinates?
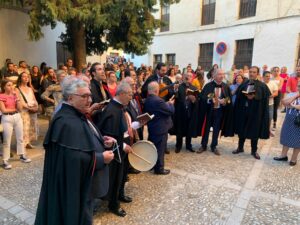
[128,168,141,174]
[252,152,261,160]
[175,147,181,153]
[119,195,132,203]
[165,149,170,154]
[186,147,195,152]
[154,169,170,175]
[196,146,207,154]
[273,156,288,161]
[212,149,221,156]
[289,161,297,166]
[232,149,244,154]
[109,207,127,217]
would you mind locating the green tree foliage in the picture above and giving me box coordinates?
[29,0,179,54]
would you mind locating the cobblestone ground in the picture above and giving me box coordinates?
[0,113,299,225]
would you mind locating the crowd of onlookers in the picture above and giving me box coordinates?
[0,56,299,169]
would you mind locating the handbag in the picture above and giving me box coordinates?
[17,88,38,113]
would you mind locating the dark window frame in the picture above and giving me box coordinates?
[198,43,214,71]
[160,4,170,32]
[166,54,176,66]
[201,0,216,25]
[239,0,257,19]
[234,39,254,69]
[153,54,163,68]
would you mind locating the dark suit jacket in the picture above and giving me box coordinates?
[141,74,174,100]
[143,94,174,136]
[90,78,111,104]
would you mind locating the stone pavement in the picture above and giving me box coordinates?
[0,113,299,225]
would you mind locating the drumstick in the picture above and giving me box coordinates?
[131,151,152,164]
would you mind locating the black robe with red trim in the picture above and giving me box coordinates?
[197,81,234,137]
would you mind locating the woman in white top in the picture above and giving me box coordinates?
[263,71,278,136]
[16,72,39,149]
[271,67,284,129]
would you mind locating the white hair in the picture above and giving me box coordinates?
[61,76,88,101]
[116,82,131,96]
[147,81,159,94]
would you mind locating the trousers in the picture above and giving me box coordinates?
[2,113,25,161]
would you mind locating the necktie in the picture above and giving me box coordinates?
[99,82,107,100]
[158,77,162,84]
[214,87,220,108]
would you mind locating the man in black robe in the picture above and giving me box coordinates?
[89,62,111,104]
[197,69,233,155]
[232,66,271,159]
[35,77,114,225]
[93,82,133,217]
[173,72,199,153]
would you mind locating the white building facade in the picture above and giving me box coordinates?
[129,0,300,72]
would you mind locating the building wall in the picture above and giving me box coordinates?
[0,8,118,69]
[130,0,300,72]
[0,8,65,68]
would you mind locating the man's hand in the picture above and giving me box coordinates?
[218,98,226,105]
[88,103,105,114]
[291,102,300,110]
[103,136,116,148]
[246,93,255,100]
[123,144,133,154]
[168,95,175,105]
[188,95,196,103]
[103,150,114,164]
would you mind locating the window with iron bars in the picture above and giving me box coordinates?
[239,0,257,19]
[153,54,163,68]
[160,4,170,32]
[202,0,216,25]
[198,43,214,71]
[234,39,254,69]
[166,54,176,66]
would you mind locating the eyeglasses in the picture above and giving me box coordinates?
[72,93,92,99]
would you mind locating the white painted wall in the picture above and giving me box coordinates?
[130,0,300,72]
[0,8,65,68]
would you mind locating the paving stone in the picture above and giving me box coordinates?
[0,113,299,225]
[0,196,16,210]
[25,215,36,225]
[8,205,24,215]
[241,196,300,225]
[15,210,34,222]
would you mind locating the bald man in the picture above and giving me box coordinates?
[144,82,174,175]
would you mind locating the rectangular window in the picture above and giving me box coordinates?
[153,54,163,68]
[234,39,254,69]
[160,4,170,32]
[201,0,216,25]
[198,43,214,71]
[239,0,257,19]
[166,54,176,66]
